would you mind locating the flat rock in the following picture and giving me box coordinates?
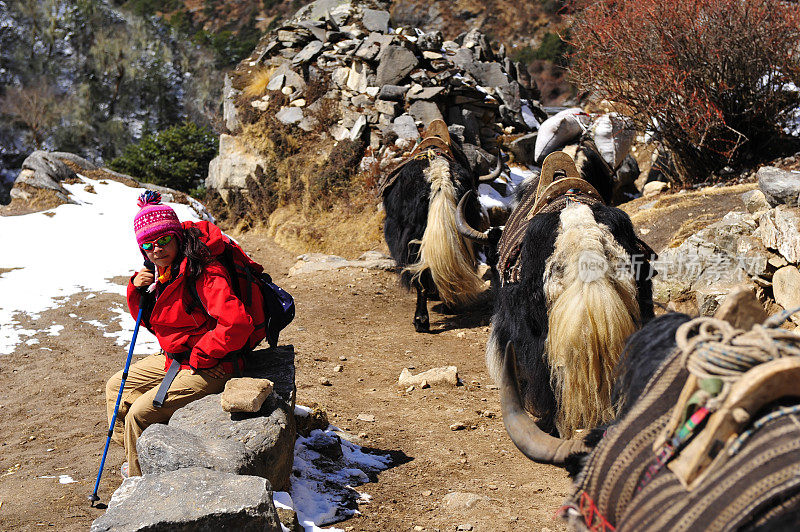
[469,61,509,88]
[378,84,409,102]
[288,252,395,275]
[391,114,420,140]
[90,468,281,532]
[276,106,304,125]
[361,8,390,33]
[292,40,324,64]
[757,166,800,207]
[443,491,489,510]
[408,100,443,124]
[221,377,275,413]
[398,366,458,387]
[408,86,446,101]
[376,45,418,86]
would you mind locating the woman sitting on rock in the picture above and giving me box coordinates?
[105,191,255,478]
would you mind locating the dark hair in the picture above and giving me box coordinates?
[179,227,213,313]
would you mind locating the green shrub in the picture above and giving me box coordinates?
[109,122,218,192]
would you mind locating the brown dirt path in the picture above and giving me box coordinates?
[0,231,570,532]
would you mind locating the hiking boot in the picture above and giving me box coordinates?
[120,462,129,479]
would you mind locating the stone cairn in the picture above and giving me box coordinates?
[208,0,547,198]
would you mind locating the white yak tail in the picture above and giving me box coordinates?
[543,202,640,436]
[405,156,485,306]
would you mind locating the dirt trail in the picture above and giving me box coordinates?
[0,231,570,532]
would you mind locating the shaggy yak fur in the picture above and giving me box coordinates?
[383,154,486,332]
[487,201,655,436]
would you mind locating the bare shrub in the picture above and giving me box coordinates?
[568,0,800,183]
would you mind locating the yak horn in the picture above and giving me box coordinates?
[478,154,504,183]
[499,342,590,464]
[456,190,489,243]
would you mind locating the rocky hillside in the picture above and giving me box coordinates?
[0,0,220,185]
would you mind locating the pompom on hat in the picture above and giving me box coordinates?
[133,190,182,246]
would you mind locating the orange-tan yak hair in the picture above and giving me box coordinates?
[543,202,640,436]
[405,156,485,306]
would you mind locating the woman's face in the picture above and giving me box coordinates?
[143,233,179,269]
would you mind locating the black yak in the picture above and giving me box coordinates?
[466,148,655,448]
[499,289,800,531]
[381,120,502,332]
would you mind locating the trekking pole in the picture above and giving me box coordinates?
[89,262,153,506]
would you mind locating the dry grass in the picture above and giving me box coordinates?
[266,198,386,258]
[667,213,719,248]
[242,66,275,99]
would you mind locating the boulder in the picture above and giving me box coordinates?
[221,378,275,413]
[742,189,770,214]
[468,61,509,88]
[757,166,800,207]
[376,45,418,86]
[206,135,268,198]
[12,151,77,204]
[90,468,281,532]
[292,0,355,25]
[137,346,296,491]
[643,181,669,197]
[653,212,764,305]
[773,266,800,319]
[757,206,800,263]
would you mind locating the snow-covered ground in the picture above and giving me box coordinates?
[0,175,199,355]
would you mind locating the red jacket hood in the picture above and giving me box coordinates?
[183,220,227,256]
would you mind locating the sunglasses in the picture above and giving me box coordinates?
[141,234,174,251]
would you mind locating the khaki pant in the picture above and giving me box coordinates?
[105,353,228,476]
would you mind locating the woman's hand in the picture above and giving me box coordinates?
[192,364,227,379]
[133,269,155,288]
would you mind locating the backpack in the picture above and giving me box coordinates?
[188,230,295,352]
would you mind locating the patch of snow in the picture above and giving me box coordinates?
[25,338,40,346]
[287,427,392,530]
[45,325,64,336]
[58,475,76,484]
[0,175,201,355]
[295,404,313,417]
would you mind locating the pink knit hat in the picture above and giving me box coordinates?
[133,191,182,246]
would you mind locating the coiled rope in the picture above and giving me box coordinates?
[675,307,800,409]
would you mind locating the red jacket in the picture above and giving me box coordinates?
[127,222,255,374]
